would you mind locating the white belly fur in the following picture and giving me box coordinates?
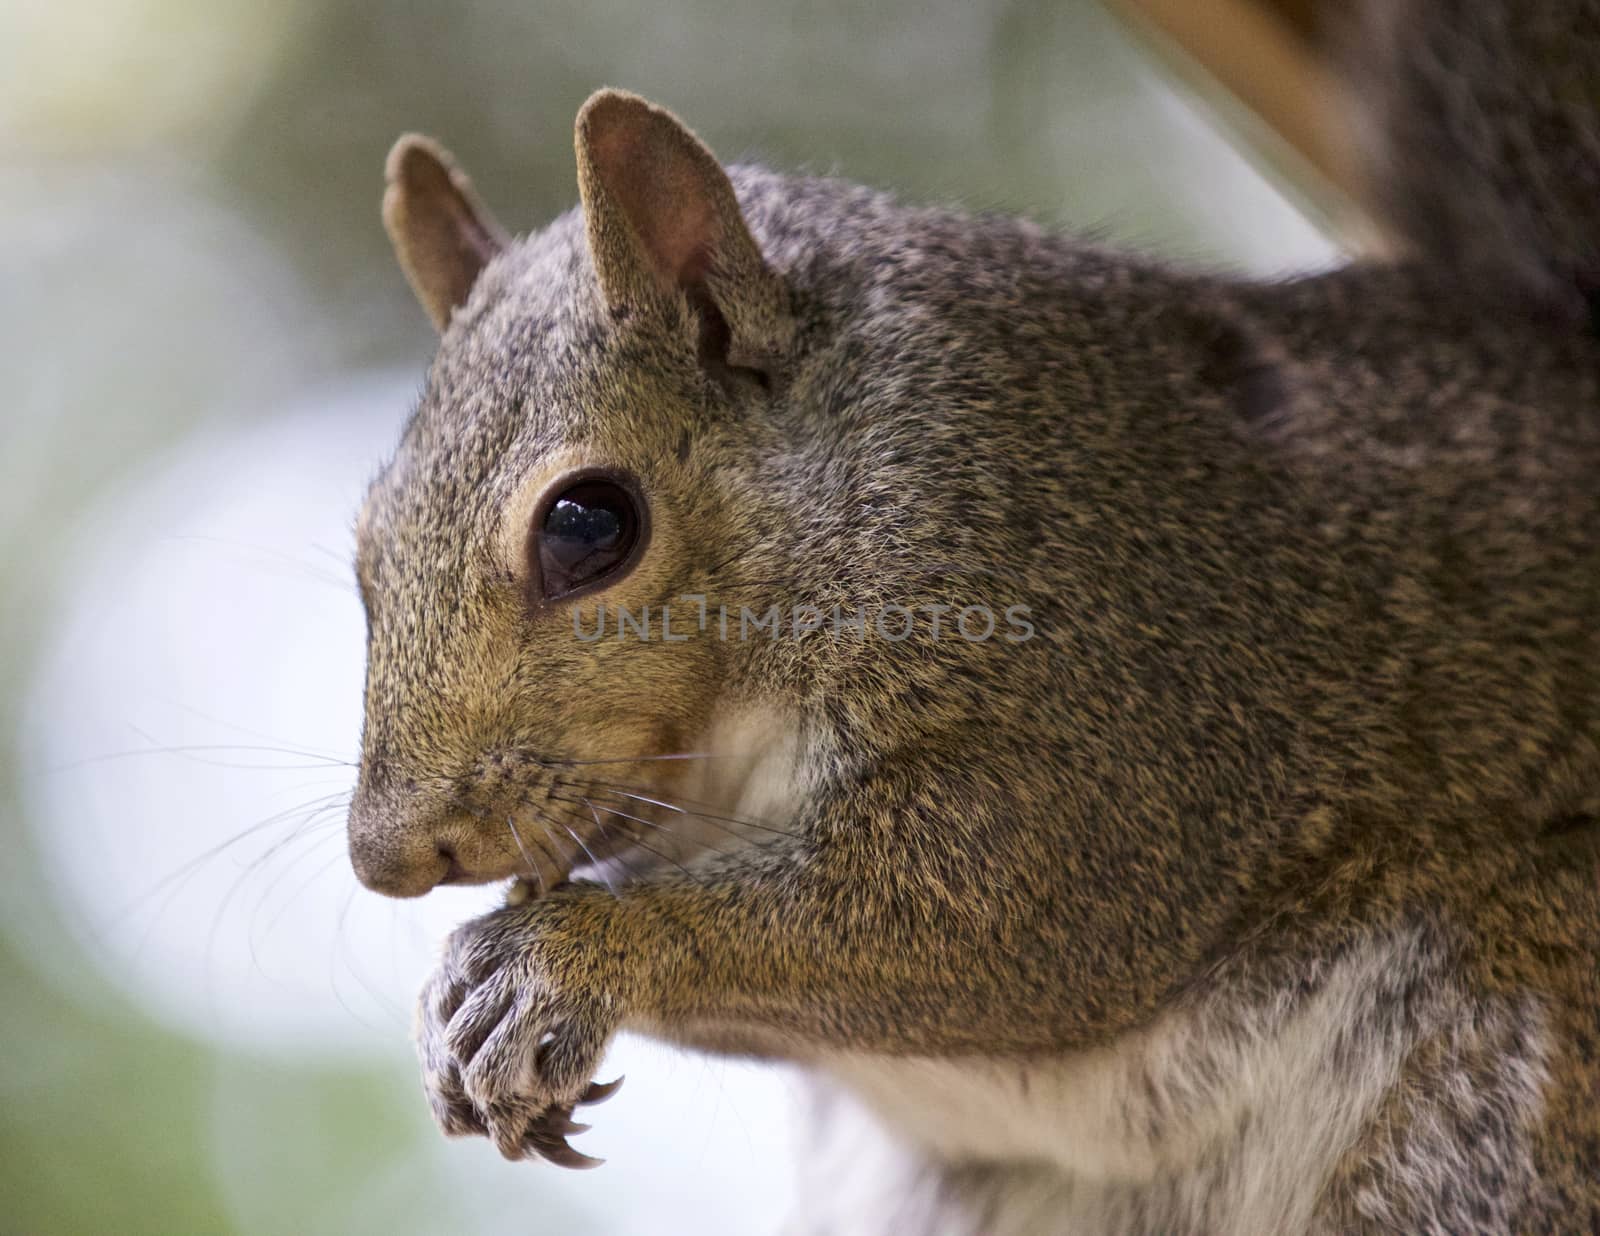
[804,927,1516,1235]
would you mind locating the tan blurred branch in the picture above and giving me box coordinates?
[1108,0,1380,251]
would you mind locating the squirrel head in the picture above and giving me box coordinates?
[348,92,799,898]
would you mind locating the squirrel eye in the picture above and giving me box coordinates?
[534,475,645,601]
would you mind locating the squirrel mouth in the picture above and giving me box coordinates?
[507,711,802,896]
[511,779,768,897]
[487,789,686,898]
[552,800,684,891]
[437,854,473,884]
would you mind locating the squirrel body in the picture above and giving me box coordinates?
[349,1,1600,1230]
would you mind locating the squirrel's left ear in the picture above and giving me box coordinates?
[575,89,793,376]
[383,135,508,332]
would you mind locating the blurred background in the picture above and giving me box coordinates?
[0,1,1341,1231]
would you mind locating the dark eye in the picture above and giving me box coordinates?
[533,474,646,602]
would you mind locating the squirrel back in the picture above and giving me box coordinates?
[1349,0,1600,316]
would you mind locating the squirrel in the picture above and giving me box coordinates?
[346,0,1600,1230]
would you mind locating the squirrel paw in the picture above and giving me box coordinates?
[415,899,622,1166]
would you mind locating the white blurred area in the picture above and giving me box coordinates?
[26,373,435,1050]
[1,0,1341,1231]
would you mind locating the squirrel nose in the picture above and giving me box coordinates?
[346,788,453,899]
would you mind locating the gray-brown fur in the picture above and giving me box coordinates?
[349,2,1600,1229]
[1347,0,1600,319]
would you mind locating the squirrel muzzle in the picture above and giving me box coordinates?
[347,780,551,898]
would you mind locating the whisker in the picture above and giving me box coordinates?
[55,743,356,773]
[252,840,349,956]
[219,806,349,972]
[250,801,352,872]
[558,778,800,841]
[246,815,349,935]
[536,751,731,767]
[548,793,657,834]
[504,812,552,898]
[543,809,620,898]
[446,791,568,893]
[309,540,353,567]
[330,880,406,1028]
[550,795,708,885]
[534,795,633,887]
[557,784,769,854]
[110,789,353,926]
[164,532,357,595]
[204,811,341,1001]
[130,723,355,768]
[567,796,651,886]
[155,705,357,764]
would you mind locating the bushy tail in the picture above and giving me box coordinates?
[1349,0,1600,317]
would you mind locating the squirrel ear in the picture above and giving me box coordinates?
[383,135,509,332]
[575,90,792,369]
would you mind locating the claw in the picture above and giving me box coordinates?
[539,1110,590,1137]
[540,1138,606,1170]
[579,1076,624,1106]
[522,1102,604,1169]
[526,1123,605,1170]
